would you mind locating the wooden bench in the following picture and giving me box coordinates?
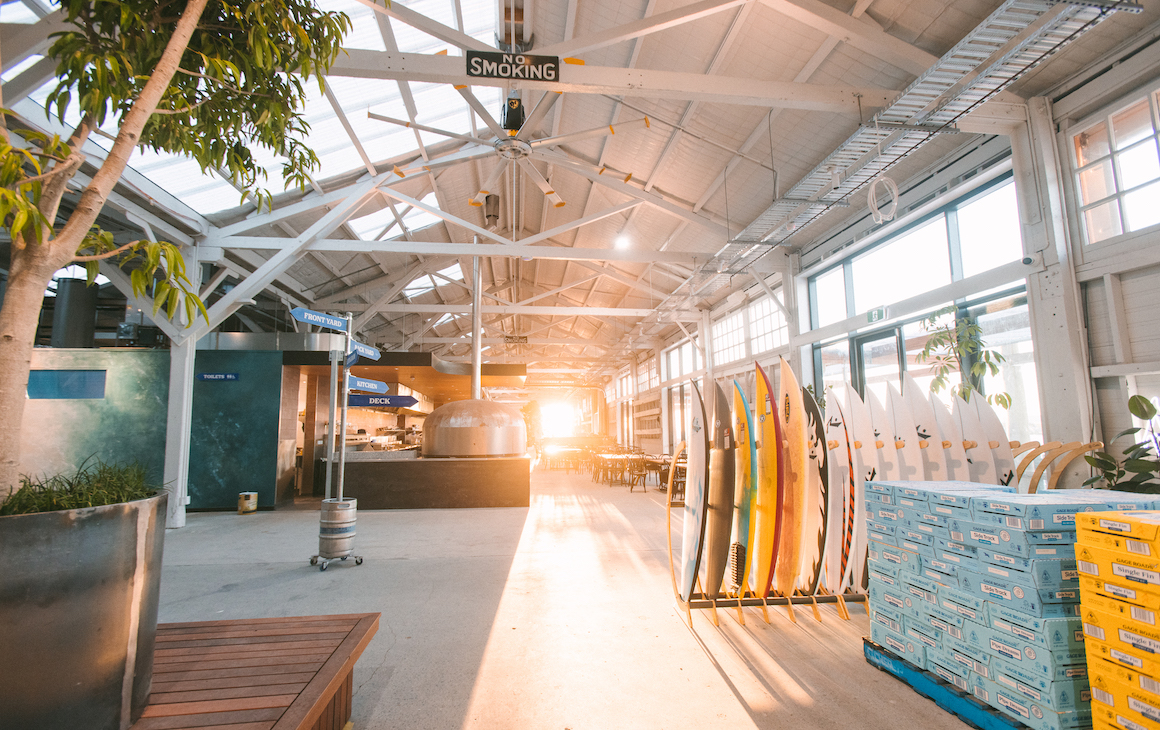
[131,613,379,730]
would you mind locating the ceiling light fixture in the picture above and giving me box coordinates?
[615,235,630,250]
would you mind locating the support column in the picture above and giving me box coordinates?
[162,335,195,528]
[1012,97,1093,445]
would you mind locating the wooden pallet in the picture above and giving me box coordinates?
[863,638,1032,730]
[132,613,379,730]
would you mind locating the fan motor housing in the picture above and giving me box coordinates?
[494,137,532,160]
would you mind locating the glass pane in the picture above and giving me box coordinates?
[1084,201,1123,243]
[1074,121,1110,166]
[1078,160,1117,205]
[819,341,851,393]
[1123,181,1160,232]
[852,216,951,313]
[958,183,1022,278]
[903,316,959,410]
[860,336,899,405]
[1112,100,1154,150]
[975,301,1042,446]
[1117,139,1160,190]
[813,267,847,328]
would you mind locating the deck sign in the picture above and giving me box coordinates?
[467,51,559,82]
[290,307,347,332]
[347,374,388,394]
[348,394,419,408]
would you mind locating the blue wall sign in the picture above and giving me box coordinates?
[348,394,419,408]
[290,307,347,332]
[351,341,381,361]
[197,373,239,381]
[347,374,388,394]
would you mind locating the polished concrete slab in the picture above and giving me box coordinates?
[160,467,970,729]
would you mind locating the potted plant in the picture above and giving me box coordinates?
[915,304,1012,408]
[1083,395,1160,493]
[0,2,361,727]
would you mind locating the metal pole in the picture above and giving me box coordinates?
[471,246,483,401]
[325,348,339,500]
[336,313,353,501]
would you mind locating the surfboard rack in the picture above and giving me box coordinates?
[678,593,866,611]
[864,638,1031,730]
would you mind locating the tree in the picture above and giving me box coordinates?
[915,304,1011,409]
[0,0,356,499]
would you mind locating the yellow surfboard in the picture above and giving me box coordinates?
[752,363,782,597]
[774,356,809,597]
[729,380,757,595]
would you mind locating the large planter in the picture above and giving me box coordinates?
[0,490,168,730]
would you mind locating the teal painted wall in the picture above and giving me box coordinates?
[21,349,170,485]
[188,350,285,509]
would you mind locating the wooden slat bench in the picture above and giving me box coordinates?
[132,613,379,730]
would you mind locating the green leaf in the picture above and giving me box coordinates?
[1124,459,1160,473]
[1129,395,1158,421]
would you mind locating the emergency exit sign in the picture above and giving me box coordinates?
[867,306,887,323]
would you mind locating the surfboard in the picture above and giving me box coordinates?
[753,363,783,598]
[973,396,1016,488]
[843,388,879,593]
[679,381,711,602]
[703,382,736,598]
[729,380,757,595]
[823,388,852,595]
[774,356,808,597]
[866,389,901,481]
[801,386,829,594]
[954,394,997,484]
[932,396,971,481]
[902,373,948,481]
[887,382,924,481]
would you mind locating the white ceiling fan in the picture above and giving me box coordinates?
[370,86,650,209]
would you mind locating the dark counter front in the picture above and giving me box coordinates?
[342,457,531,509]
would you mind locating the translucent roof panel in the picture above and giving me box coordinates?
[316,0,386,51]
[2,54,44,82]
[392,0,461,54]
[403,192,442,230]
[348,204,401,240]
[1,1,46,24]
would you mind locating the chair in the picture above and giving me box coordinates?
[628,455,648,492]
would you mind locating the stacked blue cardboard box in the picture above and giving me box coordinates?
[866,480,1160,730]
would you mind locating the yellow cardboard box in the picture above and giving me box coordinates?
[1076,511,1160,544]
[1088,655,1160,705]
[1079,526,1156,558]
[1080,573,1160,610]
[1083,589,1159,629]
[1088,666,1160,729]
[1090,700,1159,730]
[1076,543,1160,589]
[1083,605,1160,672]
[1086,633,1160,680]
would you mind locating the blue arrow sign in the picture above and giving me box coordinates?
[351,340,380,361]
[346,374,387,394]
[348,394,419,408]
[290,307,347,332]
[345,351,359,367]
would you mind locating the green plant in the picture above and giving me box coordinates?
[0,457,159,516]
[915,305,1011,409]
[1083,395,1160,493]
[0,0,360,499]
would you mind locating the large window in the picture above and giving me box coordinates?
[711,311,746,365]
[637,356,659,393]
[749,293,788,354]
[664,340,700,381]
[1071,89,1160,244]
[852,216,952,313]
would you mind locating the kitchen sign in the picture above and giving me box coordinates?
[467,51,559,82]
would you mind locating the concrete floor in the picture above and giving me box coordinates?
[160,467,969,730]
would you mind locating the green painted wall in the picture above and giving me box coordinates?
[21,349,170,485]
[188,350,285,510]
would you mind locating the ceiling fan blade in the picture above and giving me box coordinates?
[390,144,496,179]
[469,159,509,207]
[529,116,650,150]
[516,91,563,140]
[454,85,508,140]
[517,158,566,208]
[530,149,637,184]
[368,111,491,146]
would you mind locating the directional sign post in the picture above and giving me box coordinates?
[351,341,380,361]
[347,374,388,394]
[348,394,419,408]
[290,307,347,332]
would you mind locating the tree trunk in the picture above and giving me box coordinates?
[0,0,210,497]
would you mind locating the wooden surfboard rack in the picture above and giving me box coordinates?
[676,592,867,611]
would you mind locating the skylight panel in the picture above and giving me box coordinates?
[348,205,400,240]
[316,0,387,51]
[436,262,463,281]
[461,0,496,44]
[402,192,442,231]
[393,0,460,54]
[1,2,42,23]
[403,274,436,296]
[1,55,43,82]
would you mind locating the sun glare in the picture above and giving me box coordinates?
[540,403,576,438]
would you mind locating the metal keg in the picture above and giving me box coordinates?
[317,498,357,559]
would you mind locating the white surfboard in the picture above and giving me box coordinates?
[932,397,971,481]
[903,373,948,481]
[824,388,853,595]
[973,397,1017,488]
[866,389,901,482]
[954,394,997,484]
[887,382,924,481]
[843,388,878,593]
